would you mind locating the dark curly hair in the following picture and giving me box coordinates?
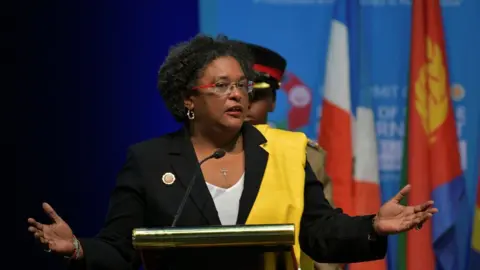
[157,34,255,122]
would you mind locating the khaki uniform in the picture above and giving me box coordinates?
[306,140,334,205]
[305,139,344,270]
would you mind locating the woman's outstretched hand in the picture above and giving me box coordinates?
[27,202,78,256]
[373,184,439,235]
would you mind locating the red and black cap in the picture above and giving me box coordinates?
[245,43,287,90]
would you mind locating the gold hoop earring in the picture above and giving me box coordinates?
[186,109,195,120]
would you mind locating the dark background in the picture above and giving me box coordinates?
[16,1,198,269]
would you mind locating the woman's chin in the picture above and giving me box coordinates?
[219,115,245,130]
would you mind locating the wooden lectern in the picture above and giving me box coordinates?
[132,224,296,270]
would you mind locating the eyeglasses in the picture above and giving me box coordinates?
[192,79,254,96]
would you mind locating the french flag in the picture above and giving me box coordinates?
[318,0,354,216]
[319,1,385,269]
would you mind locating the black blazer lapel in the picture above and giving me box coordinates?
[167,128,221,226]
[236,123,269,224]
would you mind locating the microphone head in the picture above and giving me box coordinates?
[213,149,226,159]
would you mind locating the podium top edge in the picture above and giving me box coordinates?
[132,224,294,237]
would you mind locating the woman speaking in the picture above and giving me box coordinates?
[27,35,437,270]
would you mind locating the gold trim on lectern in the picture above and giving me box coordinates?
[132,224,295,249]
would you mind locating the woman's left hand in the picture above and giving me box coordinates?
[373,184,439,235]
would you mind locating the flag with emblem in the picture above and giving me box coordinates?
[318,0,354,215]
[397,1,465,270]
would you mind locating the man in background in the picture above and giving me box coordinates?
[244,42,342,270]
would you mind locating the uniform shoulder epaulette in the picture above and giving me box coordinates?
[307,139,320,150]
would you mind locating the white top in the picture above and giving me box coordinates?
[206,174,245,225]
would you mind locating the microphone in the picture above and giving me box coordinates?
[171,149,226,227]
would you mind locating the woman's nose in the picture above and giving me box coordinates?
[227,86,243,101]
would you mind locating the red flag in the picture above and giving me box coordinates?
[398,1,465,269]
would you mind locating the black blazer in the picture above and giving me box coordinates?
[71,123,386,270]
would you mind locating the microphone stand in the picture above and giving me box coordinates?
[171,149,226,227]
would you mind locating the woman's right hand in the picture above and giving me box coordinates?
[27,202,79,257]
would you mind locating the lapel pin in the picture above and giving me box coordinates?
[162,172,176,185]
